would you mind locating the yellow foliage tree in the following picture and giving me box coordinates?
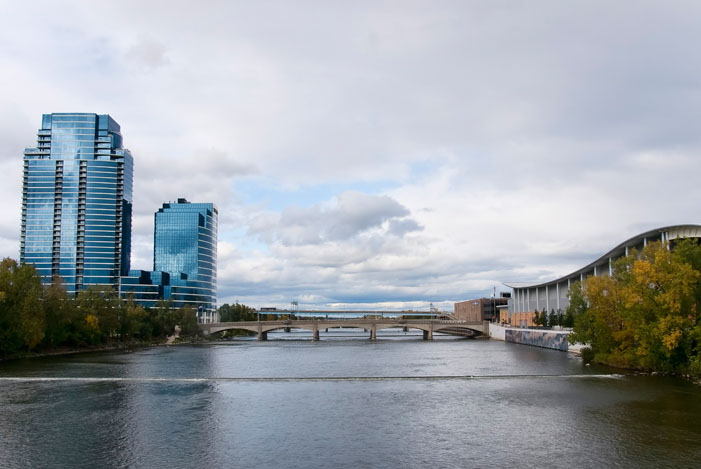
[570,240,701,374]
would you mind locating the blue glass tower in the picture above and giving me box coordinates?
[21,113,133,294]
[154,199,217,321]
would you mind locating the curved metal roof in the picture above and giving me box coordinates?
[503,224,701,290]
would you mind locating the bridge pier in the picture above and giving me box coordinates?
[370,327,376,340]
[284,327,291,333]
[313,324,319,341]
[422,330,433,340]
[258,331,268,341]
[403,326,408,332]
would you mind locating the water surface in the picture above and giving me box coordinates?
[1,330,699,468]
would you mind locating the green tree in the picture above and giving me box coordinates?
[0,258,45,355]
[176,307,201,338]
[119,297,151,341]
[76,286,122,344]
[562,307,574,328]
[219,302,256,322]
[41,277,79,348]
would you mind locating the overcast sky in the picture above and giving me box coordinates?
[1,1,699,311]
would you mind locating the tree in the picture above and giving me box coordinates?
[0,258,45,355]
[569,241,701,374]
[41,277,79,348]
[151,299,177,338]
[219,302,256,322]
[563,307,574,328]
[176,307,201,338]
[76,286,123,344]
[119,297,151,341]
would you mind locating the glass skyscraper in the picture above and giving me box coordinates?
[154,199,217,321]
[21,113,133,294]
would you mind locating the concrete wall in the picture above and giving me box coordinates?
[489,323,569,352]
[488,322,506,340]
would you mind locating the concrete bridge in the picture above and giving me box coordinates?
[200,319,488,341]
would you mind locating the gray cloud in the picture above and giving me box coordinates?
[126,35,170,71]
[250,191,417,246]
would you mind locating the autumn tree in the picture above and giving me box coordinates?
[569,240,701,374]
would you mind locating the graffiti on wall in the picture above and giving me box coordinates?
[505,329,568,351]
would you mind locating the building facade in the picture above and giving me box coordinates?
[153,199,218,322]
[21,113,133,295]
[504,225,701,318]
[454,296,509,322]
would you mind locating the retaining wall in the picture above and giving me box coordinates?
[489,323,570,352]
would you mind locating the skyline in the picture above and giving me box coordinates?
[1,2,700,310]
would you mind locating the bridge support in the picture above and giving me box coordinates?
[422,330,433,340]
[258,331,268,341]
[403,326,408,332]
[370,327,376,340]
[313,324,319,341]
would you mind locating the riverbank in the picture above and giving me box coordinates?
[0,336,204,362]
[0,344,136,362]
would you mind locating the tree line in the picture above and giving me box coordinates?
[0,258,201,359]
[567,239,701,376]
[532,308,574,328]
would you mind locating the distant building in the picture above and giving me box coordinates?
[454,296,509,322]
[21,113,133,294]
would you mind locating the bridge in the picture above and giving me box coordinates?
[200,318,488,341]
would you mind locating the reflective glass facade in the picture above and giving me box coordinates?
[154,199,217,321]
[21,113,133,295]
[120,270,170,309]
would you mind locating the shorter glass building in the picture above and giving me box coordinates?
[120,199,218,323]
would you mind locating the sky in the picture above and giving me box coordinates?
[1,1,700,311]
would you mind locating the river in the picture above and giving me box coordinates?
[1,329,700,468]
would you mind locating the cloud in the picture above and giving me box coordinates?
[250,191,418,246]
[125,35,170,71]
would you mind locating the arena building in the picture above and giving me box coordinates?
[504,224,701,318]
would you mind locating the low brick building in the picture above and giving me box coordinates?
[454,297,509,322]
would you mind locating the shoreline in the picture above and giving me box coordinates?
[0,342,162,362]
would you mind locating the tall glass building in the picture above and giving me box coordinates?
[21,113,133,294]
[154,199,217,322]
